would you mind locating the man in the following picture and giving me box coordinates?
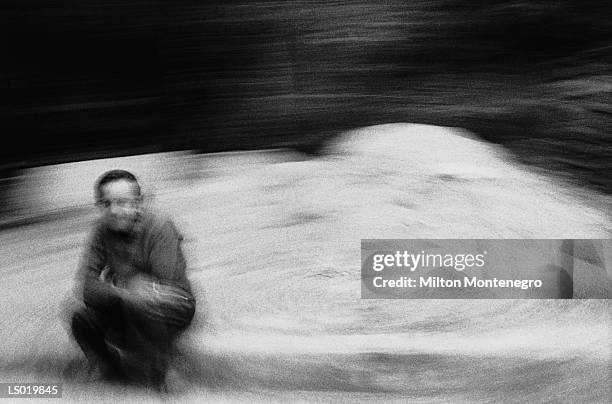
[71,169,195,389]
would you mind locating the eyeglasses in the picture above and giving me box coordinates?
[97,198,141,209]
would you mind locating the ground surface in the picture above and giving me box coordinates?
[1,124,610,403]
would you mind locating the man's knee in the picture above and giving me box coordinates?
[71,306,108,342]
[71,307,90,337]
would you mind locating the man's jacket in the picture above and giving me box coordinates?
[76,210,195,327]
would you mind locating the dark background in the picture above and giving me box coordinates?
[2,1,611,192]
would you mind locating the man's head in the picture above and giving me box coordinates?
[95,170,143,233]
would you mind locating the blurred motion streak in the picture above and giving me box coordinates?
[2,2,612,401]
[1,1,611,212]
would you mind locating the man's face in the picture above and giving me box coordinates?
[98,179,142,233]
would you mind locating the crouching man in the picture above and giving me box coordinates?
[71,169,195,389]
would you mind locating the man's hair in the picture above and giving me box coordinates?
[95,169,142,202]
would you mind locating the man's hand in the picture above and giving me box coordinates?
[122,274,195,328]
[114,274,157,308]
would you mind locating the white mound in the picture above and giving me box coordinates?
[319,123,610,239]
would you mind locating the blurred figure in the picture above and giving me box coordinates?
[70,170,195,390]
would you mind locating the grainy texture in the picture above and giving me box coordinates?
[0,125,610,402]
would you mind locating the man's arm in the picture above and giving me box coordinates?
[148,219,191,292]
[77,226,121,309]
[137,218,195,328]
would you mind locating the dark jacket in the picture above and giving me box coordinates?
[77,211,192,310]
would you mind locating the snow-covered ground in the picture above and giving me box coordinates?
[1,124,610,402]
